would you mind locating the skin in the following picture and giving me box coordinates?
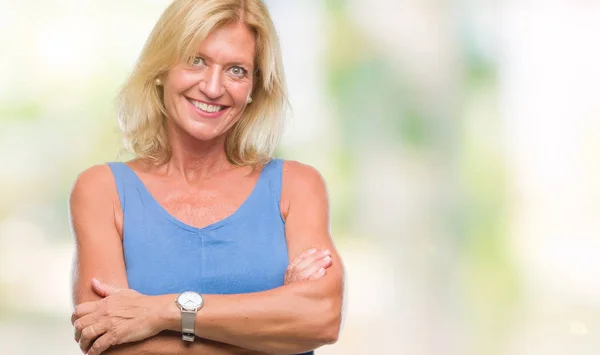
[70,22,344,355]
[73,249,332,354]
[161,20,255,144]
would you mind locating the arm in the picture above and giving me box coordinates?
[72,162,344,354]
[87,246,334,355]
[69,165,271,355]
[101,334,265,355]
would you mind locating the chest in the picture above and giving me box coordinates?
[140,171,260,229]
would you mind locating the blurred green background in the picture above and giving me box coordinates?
[2,0,600,354]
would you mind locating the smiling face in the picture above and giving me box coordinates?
[161,21,256,142]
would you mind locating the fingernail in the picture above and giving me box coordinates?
[323,256,332,262]
[323,249,331,255]
[308,248,317,254]
[318,268,326,275]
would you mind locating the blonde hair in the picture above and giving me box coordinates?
[116,0,287,166]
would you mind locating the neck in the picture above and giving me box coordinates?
[161,123,236,182]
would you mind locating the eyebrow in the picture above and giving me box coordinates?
[194,51,254,68]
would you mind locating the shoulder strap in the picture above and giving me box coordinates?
[106,162,137,210]
[260,158,284,203]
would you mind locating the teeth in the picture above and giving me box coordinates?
[191,99,222,113]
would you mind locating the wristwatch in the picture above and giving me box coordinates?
[175,291,204,342]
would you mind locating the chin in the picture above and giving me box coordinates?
[185,129,222,142]
[168,114,237,143]
[183,123,228,142]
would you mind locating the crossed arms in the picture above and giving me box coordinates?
[69,162,344,355]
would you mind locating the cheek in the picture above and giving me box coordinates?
[228,81,253,104]
[162,71,198,108]
[162,87,186,113]
[162,91,177,116]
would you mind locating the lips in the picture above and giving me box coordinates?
[186,98,230,119]
[188,98,229,113]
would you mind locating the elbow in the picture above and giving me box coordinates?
[266,310,341,354]
[312,298,342,345]
[274,298,341,354]
[316,325,340,346]
[323,325,341,345]
[318,310,341,344]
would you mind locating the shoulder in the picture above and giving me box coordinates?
[281,160,327,191]
[69,164,119,211]
[280,160,329,219]
[70,164,116,196]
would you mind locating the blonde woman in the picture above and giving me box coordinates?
[68,0,344,354]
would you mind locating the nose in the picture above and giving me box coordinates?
[198,66,225,99]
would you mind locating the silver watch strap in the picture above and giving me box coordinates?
[181,309,196,342]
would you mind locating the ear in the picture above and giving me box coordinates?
[91,278,122,297]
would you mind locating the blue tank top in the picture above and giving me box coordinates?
[108,159,313,355]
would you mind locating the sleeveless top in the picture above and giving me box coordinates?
[107,159,313,355]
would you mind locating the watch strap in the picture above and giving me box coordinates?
[181,309,196,342]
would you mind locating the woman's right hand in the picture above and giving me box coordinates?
[284,248,332,284]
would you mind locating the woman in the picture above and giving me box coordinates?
[68,0,344,354]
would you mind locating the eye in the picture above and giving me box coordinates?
[190,56,206,67]
[228,66,247,78]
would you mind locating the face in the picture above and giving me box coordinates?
[161,22,256,142]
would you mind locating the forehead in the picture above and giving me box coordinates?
[197,22,256,66]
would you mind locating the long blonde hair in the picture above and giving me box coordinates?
[116,0,287,166]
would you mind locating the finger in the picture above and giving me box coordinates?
[301,254,332,275]
[308,267,327,280]
[288,254,332,283]
[294,252,330,272]
[91,278,121,297]
[87,333,116,355]
[319,254,333,268]
[288,248,318,269]
[72,302,100,324]
[286,249,330,284]
[292,250,326,271]
[301,258,329,279]
[79,322,107,353]
[73,313,99,343]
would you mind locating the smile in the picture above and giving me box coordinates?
[188,99,226,113]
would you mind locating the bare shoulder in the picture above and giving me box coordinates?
[281,160,329,220]
[69,164,118,206]
[69,164,122,239]
[282,160,328,191]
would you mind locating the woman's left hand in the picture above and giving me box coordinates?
[71,278,165,355]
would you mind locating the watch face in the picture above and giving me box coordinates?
[177,292,204,311]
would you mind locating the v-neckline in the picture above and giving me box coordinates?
[121,162,269,232]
